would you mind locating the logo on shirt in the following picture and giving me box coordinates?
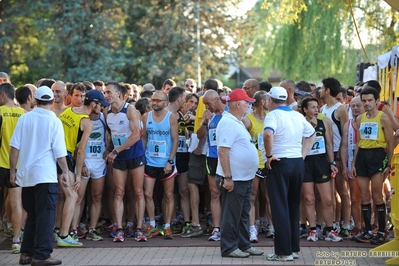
[119,120,124,125]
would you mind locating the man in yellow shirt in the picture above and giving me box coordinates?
[352,87,393,245]
[0,82,24,254]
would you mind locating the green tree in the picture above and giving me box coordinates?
[246,0,398,85]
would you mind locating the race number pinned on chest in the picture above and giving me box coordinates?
[177,135,188,153]
[359,122,378,140]
[257,133,264,150]
[148,140,166,157]
[209,128,217,146]
[112,133,128,148]
[308,136,326,155]
[86,141,103,158]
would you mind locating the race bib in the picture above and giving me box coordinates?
[209,128,217,146]
[177,135,188,153]
[257,133,264,150]
[359,122,378,140]
[308,136,326,156]
[86,141,103,159]
[112,133,128,149]
[148,140,166,158]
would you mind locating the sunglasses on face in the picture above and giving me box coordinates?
[152,99,166,104]
[185,84,195,88]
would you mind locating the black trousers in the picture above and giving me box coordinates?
[266,158,304,256]
[21,183,58,260]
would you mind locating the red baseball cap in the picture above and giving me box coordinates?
[226,89,255,103]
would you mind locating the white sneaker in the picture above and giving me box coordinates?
[325,230,343,242]
[267,253,293,261]
[292,252,299,259]
[208,228,220,241]
[249,227,258,243]
[307,230,318,242]
[266,226,275,238]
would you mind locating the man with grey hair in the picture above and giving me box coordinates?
[184,78,197,93]
[0,72,10,84]
[142,83,155,92]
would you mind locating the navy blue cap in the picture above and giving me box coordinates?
[85,90,110,107]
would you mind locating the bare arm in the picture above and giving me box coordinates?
[141,112,148,150]
[340,121,349,180]
[381,113,394,173]
[263,129,277,169]
[57,156,70,187]
[218,146,234,192]
[302,134,316,159]
[197,109,212,139]
[382,105,399,131]
[168,113,179,161]
[351,115,362,177]
[242,116,252,133]
[9,147,19,186]
[75,118,93,185]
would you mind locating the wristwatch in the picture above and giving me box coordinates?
[330,161,337,166]
[112,149,119,155]
[168,159,174,165]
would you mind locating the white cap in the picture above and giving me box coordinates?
[267,86,288,100]
[34,86,54,101]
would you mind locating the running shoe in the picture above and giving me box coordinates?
[113,229,124,242]
[356,231,373,243]
[203,226,213,236]
[12,241,21,254]
[69,229,79,241]
[86,229,103,241]
[53,228,60,243]
[180,225,203,238]
[266,226,275,238]
[163,227,173,239]
[370,232,388,245]
[171,222,183,234]
[57,235,83,247]
[299,226,308,238]
[316,227,324,240]
[267,253,293,261]
[77,227,86,239]
[249,227,258,243]
[208,227,220,241]
[325,230,343,242]
[307,230,318,242]
[144,225,159,238]
[338,227,351,239]
[108,225,117,238]
[134,229,147,242]
[181,223,191,235]
[125,225,136,238]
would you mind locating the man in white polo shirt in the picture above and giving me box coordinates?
[263,87,315,262]
[217,89,263,258]
[9,86,69,266]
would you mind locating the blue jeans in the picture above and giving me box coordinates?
[21,183,58,260]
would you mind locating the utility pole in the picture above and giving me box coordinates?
[196,0,201,90]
